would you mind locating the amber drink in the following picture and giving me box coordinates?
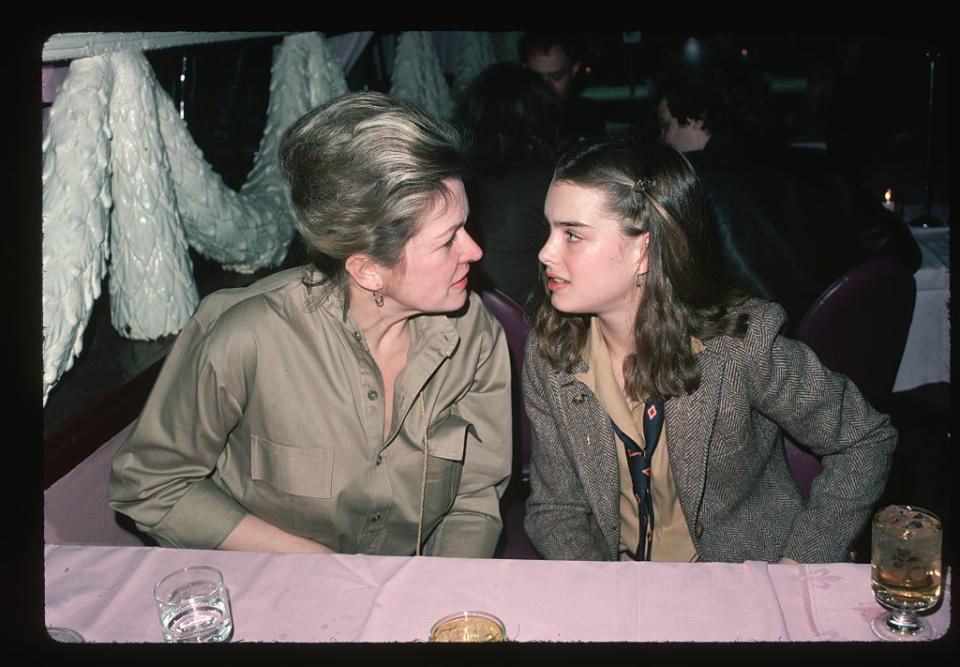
[871,505,942,611]
[869,505,943,640]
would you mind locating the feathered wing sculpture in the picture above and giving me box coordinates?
[41,31,348,405]
[453,31,496,94]
[167,31,348,272]
[493,31,523,63]
[389,31,454,120]
[107,50,199,343]
[41,55,114,406]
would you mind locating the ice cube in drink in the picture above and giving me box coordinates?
[871,505,942,612]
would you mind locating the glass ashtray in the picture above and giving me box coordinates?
[429,610,505,642]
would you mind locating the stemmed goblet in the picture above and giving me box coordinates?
[870,505,943,641]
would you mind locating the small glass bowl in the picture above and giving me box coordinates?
[47,627,85,643]
[429,610,506,642]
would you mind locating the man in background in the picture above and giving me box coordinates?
[656,70,920,332]
[520,32,605,146]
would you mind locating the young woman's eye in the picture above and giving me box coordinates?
[565,231,581,242]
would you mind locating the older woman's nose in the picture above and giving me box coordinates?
[460,229,483,262]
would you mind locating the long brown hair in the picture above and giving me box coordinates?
[535,138,748,401]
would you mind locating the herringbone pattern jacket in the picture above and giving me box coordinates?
[522,299,896,563]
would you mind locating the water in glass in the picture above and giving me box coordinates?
[154,566,233,643]
[159,592,233,643]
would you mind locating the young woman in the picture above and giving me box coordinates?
[522,138,896,563]
[109,92,512,557]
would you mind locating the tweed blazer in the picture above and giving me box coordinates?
[521,298,897,563]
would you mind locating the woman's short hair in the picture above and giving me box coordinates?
[655,73,726,134]
[536,138,746,400]
[278,91,468,290]
[655,64,771,140]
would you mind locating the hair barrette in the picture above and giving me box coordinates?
[633,177,654,194]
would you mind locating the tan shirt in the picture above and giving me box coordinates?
[575,320,699,562]
[108,267,513,557]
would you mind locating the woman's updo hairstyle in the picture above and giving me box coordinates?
[278,91,468,295]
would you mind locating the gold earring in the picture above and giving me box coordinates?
[635,271,646,287]
[373,289,384,307]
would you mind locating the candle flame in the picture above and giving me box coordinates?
[884,188,893,202]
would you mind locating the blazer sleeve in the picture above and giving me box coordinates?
[521,334,611,560]
[743,302,897,562]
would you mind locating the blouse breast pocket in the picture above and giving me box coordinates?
[420,414,475,518]
[250,434,334,498]
[425,413,473,462]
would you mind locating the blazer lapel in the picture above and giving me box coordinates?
[665,346,724,522]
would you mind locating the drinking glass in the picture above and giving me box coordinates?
[429,611,505,642]
[153,565,233,643]
[870,505,942,641]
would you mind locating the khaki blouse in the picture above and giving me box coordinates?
[108,267,513,557]
[575,320,699,562]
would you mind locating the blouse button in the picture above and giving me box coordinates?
[353,331,362,342]
[695,522,704,539]
[367,390,378,401]
[375,454,383,466]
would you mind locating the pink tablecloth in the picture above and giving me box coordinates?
[43,544,951,643]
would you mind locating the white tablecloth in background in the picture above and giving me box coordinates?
[894,226,950,391]
[43,544,951,643]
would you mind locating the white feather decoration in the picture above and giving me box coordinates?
[41,56,114,405]
[41,31,349,404]
[390,31,454,120]
[453,31,497,93]
[106,50,198,341]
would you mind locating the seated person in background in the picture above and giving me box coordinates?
[519,31,606,147]
[523,138,896,563]
[109,92,513,556]
[655,71,921,332]
[454,61,563,317]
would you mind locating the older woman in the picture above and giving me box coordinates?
[109,92,512,557]
[522,137,896,563]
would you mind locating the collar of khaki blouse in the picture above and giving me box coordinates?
[305,269,464,447]
[307,270,462,357]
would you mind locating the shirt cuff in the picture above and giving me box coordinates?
[148,478,250,549]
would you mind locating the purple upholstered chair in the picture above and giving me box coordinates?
[481,289,540,558]
[784,258,916,500]
[481,289,533,481]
